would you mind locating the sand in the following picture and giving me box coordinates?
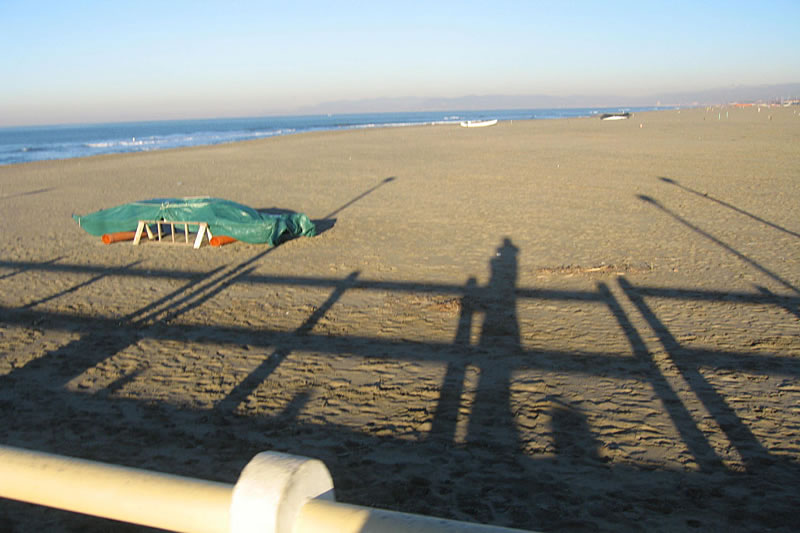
[1,106,799,532]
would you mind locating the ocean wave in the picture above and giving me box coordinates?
[86,138,160,148]
[82,128,292,152]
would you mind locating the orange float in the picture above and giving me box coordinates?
[101,231,139,244]
[210,235,237,247]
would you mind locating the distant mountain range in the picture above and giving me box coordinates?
[293,83,800,114]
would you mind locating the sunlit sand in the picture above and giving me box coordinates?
[1,107,799,531]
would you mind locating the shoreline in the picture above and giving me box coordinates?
[1,106,799,532]
[0,106,665,167]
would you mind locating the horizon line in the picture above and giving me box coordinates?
[3,81,799,128]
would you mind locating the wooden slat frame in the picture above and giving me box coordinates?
[133,221,213,249]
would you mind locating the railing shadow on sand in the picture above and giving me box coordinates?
[1,236,799,531]
[1,177,799,531]
[658,176,800,241]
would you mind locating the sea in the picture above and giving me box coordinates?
[0,107,659,166]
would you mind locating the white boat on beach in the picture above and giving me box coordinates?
[460,119,498,128]
[599,112,631,121]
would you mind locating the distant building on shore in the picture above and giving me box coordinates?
[728,97,799,107]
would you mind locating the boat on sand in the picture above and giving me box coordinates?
[599,112,631,121]
[460,119,498,128]
[73,197,315,246]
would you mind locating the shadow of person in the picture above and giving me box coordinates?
[466,238,522,451]
[479,238,520,343]
[429,238,522,451]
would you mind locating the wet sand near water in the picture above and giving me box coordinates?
[1,107,799,531]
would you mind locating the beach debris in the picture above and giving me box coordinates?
[534,263,653,277]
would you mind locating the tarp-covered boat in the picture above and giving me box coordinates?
[73,197,316,246]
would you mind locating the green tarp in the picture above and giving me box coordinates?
[73,197,316,246]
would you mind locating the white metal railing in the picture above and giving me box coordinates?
[0,445,536,533]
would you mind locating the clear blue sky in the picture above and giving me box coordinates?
[2,0,798,126]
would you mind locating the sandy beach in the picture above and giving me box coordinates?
[1,107,799,532]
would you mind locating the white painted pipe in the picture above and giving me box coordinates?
[0,445,537,533]
[297,498,536,533]
[0,444,232,533]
